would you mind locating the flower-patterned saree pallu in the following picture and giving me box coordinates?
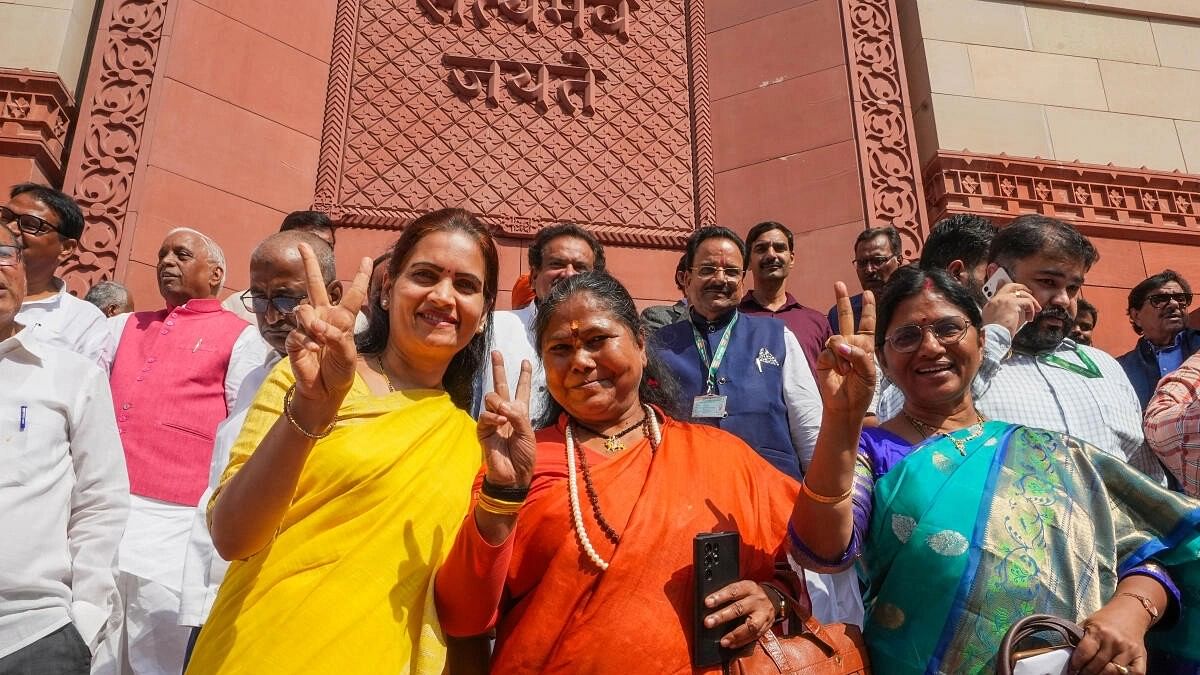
[861,421,1200,675]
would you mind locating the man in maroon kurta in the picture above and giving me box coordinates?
[737,221,831,373]
[95,228,267,675]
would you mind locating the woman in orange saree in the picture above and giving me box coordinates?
[435,272,831,674]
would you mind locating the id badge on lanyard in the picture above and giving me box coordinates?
[690,314,736,419]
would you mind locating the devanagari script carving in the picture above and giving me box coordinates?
[443,52,606,114]
[419,0,639,40]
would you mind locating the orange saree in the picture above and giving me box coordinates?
[436,413,801,674]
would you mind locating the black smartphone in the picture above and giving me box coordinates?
[692,531,741,668]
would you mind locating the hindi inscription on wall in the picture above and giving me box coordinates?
[314,0,712,245]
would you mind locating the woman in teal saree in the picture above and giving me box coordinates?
[789,268,1200,675]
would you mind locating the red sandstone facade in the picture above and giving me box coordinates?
[0,0,1194,354]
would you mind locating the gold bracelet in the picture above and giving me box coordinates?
[283,384,336,439]
[476,491,524,516]
[1117,591,1160,625]
[800,479,853,505]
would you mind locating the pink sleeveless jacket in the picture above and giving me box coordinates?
[110,299,247,504]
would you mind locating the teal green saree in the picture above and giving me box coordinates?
[861,421,1200,674]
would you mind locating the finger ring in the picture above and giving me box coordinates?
[733,600,744,616]
[1112,664,1130,675]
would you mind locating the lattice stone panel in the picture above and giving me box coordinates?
[314,0,712,246]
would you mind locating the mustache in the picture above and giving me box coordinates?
[1035,306,1072,323]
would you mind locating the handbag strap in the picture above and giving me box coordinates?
[761,582,839,658]
[996,615,1084,675]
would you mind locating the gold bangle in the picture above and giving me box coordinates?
[283,384,336,439]
[1117,591,1161,624]
[476,492,524,516]
[800,480,853,505]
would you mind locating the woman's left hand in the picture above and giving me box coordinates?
[704,580,777,650]
[1071,602,1150,675]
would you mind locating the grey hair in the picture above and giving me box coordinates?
[165,226,227,287]
[84,281,131,310]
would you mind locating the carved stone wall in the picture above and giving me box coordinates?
[840,0,928,259]
[314,0,712,246]
[0,68,74,183]
[60,0,170,295]
[925,151,1200,245]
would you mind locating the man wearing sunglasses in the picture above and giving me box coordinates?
[96,228,269,675]
[1118,270,1200,409]
[0,226,128,673]
[178,231,338,665]
[4,183,112,366]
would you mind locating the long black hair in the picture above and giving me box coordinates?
[355,208,499,410]
[532,271,681,428]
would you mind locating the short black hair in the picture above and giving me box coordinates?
[1128,269,1192,311]
[855,226,901,257]
[528,223,606,273]
[280,210,333,232]
[10,183,85,240]
[746,221,793,252]
[875,265,983,353]
[1076,297,1097,321]
[987,214,1099,271]
[919,214,997,271]
[684,226,746,269]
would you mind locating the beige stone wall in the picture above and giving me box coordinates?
[899,0,1200,174]
[0,0,98,94]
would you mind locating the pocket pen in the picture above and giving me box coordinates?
[19,405,27,432]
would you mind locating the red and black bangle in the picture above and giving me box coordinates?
[481,476,530,502]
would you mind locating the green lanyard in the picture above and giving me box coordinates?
[690,312,738,393]
[1038,345,1103,379]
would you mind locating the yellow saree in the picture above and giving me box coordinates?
[186,362,481,675]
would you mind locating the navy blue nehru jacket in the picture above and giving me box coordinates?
[651,309,799,479]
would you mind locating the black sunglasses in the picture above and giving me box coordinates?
[1,206,59,236]
[1146,292,1193,309]
[240,291,307,315]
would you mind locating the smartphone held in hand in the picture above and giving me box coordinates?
[692,531,740,668]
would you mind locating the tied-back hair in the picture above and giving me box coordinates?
[356,208,499,410]
[532,271,681,428]
[874,266,983,352]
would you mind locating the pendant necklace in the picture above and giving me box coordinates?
[572,415,647,454]
[565,404,661,571]
[902,411,986,456]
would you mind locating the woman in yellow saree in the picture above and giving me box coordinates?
[185,208,499,675]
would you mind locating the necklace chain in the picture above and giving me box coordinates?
[573,415,647,454]
[566,404,661,571]
[375,354,396,392]
[902,411,986,456]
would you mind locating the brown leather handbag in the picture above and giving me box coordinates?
[725,587,870,675]
[996,615,1083,675]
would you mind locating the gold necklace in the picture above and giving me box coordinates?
[572,415,648,454]
[375,354,396,392]
[902,411,986,456]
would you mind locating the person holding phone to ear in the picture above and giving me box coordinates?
[434,272,811,674]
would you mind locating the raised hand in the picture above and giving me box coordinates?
[286,243,372,406]
[477,351,537,489]
[816,282,877,416]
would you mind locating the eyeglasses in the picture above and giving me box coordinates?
[0,206,59,237]
[1146,292,1193,309]
[884,316,970,353]
[240,291,307,315]
[691,266,744,280]
[853,255,897,270]
[0,244,21,267]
